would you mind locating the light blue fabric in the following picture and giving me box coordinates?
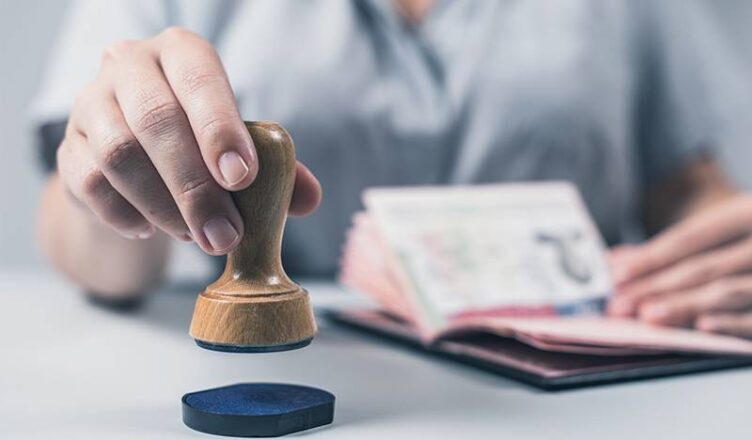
[33,0,740,276]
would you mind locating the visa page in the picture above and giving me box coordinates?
[363,182,612,331]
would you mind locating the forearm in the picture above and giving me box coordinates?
[37,174,171,297]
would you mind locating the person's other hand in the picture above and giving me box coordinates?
[607,194,752,338]
[57,28,321,255]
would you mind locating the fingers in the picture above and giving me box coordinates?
[106,41,243,254]
[56,132,154,239]
[156,28,258,190]
[289,163,322,216]
[635,277,752,326]
[61,29,322,256]
[70,82,190,241]
[608,237,752,317]
[611,196,752,285]
[697,313,752,339]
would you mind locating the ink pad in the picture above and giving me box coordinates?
[182,383,334,437]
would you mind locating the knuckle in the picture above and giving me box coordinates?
[690,260,720,283]
[101,40,140,63]
[197,115,239,148]
[99,200,142,229]
[146,205,184,231]
[636,249,660,272]
[133,94,183,136]
[72,82,97,111]
[726,288,747,307]
[714,277,752,301]
[179,64,222,96]
[634,282,656,299]
[160,26,197,42]
[99,134,142,173]
[157,27,215,59]
[175,174,216,207]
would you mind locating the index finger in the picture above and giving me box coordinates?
[638,277,752,327]
[614,196,752,284]
[155,28,258,191]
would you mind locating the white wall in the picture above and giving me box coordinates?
[0,0,70,268]
[708,0,752,189]
[1,0,751,268]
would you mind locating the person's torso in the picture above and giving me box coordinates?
[177,0,643,276]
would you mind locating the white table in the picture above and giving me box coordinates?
[2,269,751,440]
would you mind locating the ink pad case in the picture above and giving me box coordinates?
[182,383,334,437]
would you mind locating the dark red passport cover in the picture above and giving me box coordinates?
[327,309,752,390]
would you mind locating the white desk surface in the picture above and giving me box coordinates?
[2,268,751,440]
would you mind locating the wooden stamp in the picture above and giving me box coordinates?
[189,121,317,352]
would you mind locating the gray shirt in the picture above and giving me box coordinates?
[33,0,742,276]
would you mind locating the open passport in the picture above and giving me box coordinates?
[333,183,752,389]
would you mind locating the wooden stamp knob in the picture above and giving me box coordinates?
[189,121,317,352]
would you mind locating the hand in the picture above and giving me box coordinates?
[57,28,321,255]
[607,194,752,338]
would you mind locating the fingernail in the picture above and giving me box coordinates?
[696,317,717,332]
[123,224,157,240]
[218,152,249,186]
[203,217,239,252]
[640,304,670,321]
[132,224,155,240]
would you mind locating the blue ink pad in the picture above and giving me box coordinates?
[182,383,335,437]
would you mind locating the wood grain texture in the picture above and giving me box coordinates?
[189,121,317,349]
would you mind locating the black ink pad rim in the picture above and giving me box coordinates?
[182,383,335,437]
[194,337,313,353]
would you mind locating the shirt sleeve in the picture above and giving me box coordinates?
[631,0,748,185]
[30,0,170,173]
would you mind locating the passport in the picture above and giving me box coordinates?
[339,182,752,357]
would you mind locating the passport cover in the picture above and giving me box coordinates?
[327,309,752,391]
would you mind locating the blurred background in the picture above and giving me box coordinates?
[2,0,752,270]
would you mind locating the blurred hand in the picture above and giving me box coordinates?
[607,194,752,338]
[58,28,321,255]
